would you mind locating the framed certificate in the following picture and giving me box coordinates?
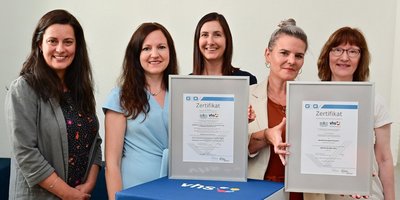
[285,82,374,195]
[168,75,249,182]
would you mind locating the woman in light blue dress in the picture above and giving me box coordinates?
[103,22,179,200]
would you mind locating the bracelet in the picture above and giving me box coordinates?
[49,177,60,189]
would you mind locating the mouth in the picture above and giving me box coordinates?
[336,63,350,68]
[283,67,296,72]
[53,55,68,61]
[205,46,218,51]
[149,60,162,64]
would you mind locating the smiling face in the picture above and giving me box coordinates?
[265,34,306,81]
[329,43,360,81]
[40,24,76,79]
[198,20,226,64]
[140,30,170,77]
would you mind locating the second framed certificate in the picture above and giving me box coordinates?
[168,75,249,182]
[285,82,374,195]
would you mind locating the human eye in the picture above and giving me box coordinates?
[46,38,58,46]
[295,54,304,59]
[142,46,151,51]
[279,51,289,56]
[64,39,75,46]
[214,32,223,37]
[331,48,343,55]
[158,44,168,50]
[348,49,360,56]
[200,32,208,37]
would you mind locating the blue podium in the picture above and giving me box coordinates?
[116,177,287,200]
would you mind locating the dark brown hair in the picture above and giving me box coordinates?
[119,22,178,119]
[317,27,370,81]
[192,12,237,75]
[20,9,96,115]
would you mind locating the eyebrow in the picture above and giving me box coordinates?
[142,42,168,46]
[201,30,223,33]
[46,37,75,40]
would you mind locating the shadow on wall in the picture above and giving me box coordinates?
[0,158,108,199]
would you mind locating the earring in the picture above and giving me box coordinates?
[265,63,270,69]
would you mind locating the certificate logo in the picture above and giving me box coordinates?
[304,103,320,109]
[208,113,219,118]
[319,121,328,127]
[329,120,341,127]
[200,113,208,119]
[319,121,341,128]
[185,96,199,101]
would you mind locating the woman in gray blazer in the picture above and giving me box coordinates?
[5,9,102,199]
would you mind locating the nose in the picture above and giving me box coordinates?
[150,48,160,57]
[287,54,295,65]
[339,51,350,60]
[207,36,215,44]
[55,43,65,53]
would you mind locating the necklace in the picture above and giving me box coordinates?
[148,88,162,96]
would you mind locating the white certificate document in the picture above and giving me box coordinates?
[182,93,235,163]
[301,101,359,176]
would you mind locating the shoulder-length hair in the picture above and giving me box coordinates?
[20,9,96,115]
[317,27,370,81]
[119,22,178,119]
[192,12,237,75]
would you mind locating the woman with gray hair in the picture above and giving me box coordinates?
[247,18,308,200]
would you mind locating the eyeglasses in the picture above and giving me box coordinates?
[330,48,361,58]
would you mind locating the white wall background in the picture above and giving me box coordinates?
[0,0,399,164]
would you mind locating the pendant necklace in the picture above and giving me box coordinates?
[149,88,162,96]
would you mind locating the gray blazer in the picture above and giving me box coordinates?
[5,77,102,199]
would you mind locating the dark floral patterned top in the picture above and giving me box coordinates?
[60,91,99,187]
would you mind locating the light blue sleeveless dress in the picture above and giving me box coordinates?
[103,87,169,188]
